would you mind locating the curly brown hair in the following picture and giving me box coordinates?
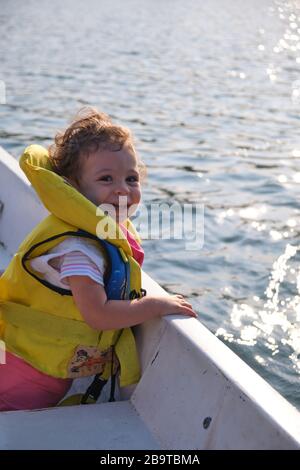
[48,107,146,181]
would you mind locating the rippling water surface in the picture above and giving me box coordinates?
[1,0,300,409]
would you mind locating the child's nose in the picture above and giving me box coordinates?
[114,182,130,195]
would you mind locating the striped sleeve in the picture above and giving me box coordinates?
[59,251,105,286]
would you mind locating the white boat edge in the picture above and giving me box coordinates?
[0,145,300,450]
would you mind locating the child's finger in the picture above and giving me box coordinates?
[180,299,193,308]
[179,306,197,317]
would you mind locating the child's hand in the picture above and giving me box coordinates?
[145,294,197,318]
[69,275,197,331]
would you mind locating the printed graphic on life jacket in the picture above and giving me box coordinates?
[67,345,119,378]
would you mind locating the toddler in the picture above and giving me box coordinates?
[0,108,196,411]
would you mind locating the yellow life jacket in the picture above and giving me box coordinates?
[0,145,143,387]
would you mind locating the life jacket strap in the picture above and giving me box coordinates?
[1,300,99,343]
[108,345,117,402]
[80,345,119,404]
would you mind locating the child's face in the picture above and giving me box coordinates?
[71,144,141,222]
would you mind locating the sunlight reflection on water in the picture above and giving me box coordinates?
[217,242,300,373]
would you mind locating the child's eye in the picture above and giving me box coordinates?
[127,176,139,183]
[98,175,112,182]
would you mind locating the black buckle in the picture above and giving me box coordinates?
[129,288,147,300]
[80,374,108,404]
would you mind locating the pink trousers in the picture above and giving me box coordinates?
[0,352,72,411]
